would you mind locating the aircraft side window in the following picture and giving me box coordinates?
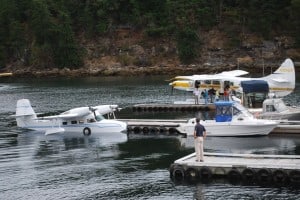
[79,120,84,124]
[204,80,210,85]
[71,120,77,124]
[88,118,96,123]
[62,122,67,125]
[224,81,230,86]
[212,80,220,85]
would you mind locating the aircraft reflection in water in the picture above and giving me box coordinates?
[15,99,127,137]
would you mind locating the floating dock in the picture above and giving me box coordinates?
[170,152,300,186]
[272,121,300,134]
[132,104,215,112]
[124,119,300,136]
[125,119,186,136]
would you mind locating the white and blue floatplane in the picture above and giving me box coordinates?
[15,99,127,136]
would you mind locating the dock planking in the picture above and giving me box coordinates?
[170,152,300,186]
[175,152,300,170]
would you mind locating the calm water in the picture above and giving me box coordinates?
[1,76,300,200]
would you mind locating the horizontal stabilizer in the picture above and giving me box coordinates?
[14,114,37,118]
[45,128,65,135]
[271,77,289,83]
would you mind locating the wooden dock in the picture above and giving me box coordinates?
[170,152,300,186]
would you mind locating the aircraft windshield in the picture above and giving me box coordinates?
[95,114,105,121]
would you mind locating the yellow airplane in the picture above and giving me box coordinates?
[169,58,295,97]
[0,72,13,77]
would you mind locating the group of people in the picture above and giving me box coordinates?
[193,87,218,104]
[193,86,233,104]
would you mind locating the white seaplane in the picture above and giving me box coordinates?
[15,99,127,136]
[169,58,295,98]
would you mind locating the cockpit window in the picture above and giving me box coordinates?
[95,115,105,121]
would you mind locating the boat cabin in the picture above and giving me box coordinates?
[262,98,288,113]
[215,101,254,122]
[240,80,269,108]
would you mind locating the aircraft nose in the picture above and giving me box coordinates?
[120,121,127,130]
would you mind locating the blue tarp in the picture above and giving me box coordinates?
[215,101,234,107]
[241,80,269,93]
[215,101,233,122]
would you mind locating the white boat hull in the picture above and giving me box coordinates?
[178,120,277,137]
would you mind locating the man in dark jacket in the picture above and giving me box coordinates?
[194,118,207,162]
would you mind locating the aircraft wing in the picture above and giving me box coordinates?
[92,105,119,115]
[41,113,81,120]
[168,76,195,81]
[217,70,249,77]
[45,128,65,135]
[170,72,249,82]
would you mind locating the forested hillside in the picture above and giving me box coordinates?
[1,0,300,75]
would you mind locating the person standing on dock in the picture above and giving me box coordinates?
[193,88,200,104]
[194,118,206,162]
[193,80,200,104]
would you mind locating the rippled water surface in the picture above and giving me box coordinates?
[1,76,300,199]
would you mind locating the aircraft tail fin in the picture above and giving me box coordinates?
[265,58,295,83]
[15,99,37,127]
[263,58,295,95]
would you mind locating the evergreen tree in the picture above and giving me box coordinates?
[0,0,26,67]
[291,0,300,46]
[0,0,298,68]
[177,28,201,64]
[51,11,83,68]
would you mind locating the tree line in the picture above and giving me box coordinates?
[0,0,299,69]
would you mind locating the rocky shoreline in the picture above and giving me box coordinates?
[3,30,300,78]
[7,60,293,78]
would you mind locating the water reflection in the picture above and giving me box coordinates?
[1,76,300,199]
[179,135,300,155]
[118,138,191,170]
